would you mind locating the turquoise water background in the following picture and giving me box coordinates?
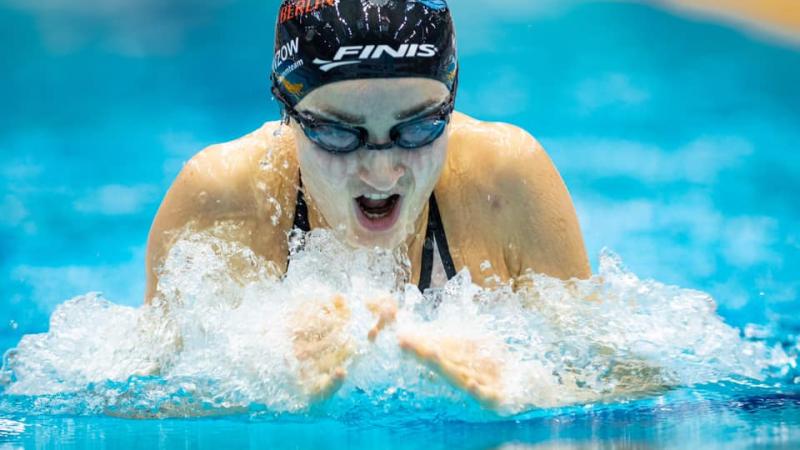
[1,0,800,447]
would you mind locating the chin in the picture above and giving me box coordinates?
[348,212,409,249]
[350,228,407,249]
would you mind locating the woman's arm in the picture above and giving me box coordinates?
[496,125,591,281]
[145,125,300,303]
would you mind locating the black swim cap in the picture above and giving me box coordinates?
[271,0,458,108]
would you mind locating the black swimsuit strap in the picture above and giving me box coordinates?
[292,180,311,233]
[291,178,456,290]
[418,193,457,291]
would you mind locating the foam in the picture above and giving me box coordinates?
[0,229,792,418]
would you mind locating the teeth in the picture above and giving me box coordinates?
[363,193,391,200]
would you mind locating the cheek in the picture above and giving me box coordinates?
[295,136,358,188]
[403,137,448,188]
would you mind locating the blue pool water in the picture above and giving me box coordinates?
[2,0,800,448]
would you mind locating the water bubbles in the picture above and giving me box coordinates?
[0,348,18,386]
[259,159,274,172]
[745,324,772,340]
[0,229,794,418]
[0,418,25,436]
[265,196,283,226]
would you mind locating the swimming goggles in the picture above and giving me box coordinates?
[273,86,455,154]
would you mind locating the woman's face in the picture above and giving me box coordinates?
[291,78,450,249]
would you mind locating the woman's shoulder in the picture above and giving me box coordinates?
[146,121,299,301]
[188,121,298,180]
[176,121,300,206]
[163,120,300,230]
[443,111,552,192]
[439,112,590,280]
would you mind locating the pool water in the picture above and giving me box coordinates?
[3,389,800,449]
[2,0,800,448]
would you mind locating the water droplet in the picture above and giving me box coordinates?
[266,197,283,226]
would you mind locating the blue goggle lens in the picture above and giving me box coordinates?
[303,116,448,153]
[305,124,363,154]
[392,118,447,149]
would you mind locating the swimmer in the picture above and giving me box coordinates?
[146,0,590,406]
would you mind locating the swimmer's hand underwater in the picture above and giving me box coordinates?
[289,294,508,408]
[289,295,399,400]
[398,329,670,411]
[399,332,506,408]
[289,295,353,399]
[366,296,398,342]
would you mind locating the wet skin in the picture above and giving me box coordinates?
[290,78,451,249]
[145,78,591,406]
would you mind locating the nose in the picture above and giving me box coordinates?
[358,150,405,191]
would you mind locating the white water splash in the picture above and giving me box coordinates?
[0,229,792,418]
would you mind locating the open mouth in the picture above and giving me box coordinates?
[354,193,402,232]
